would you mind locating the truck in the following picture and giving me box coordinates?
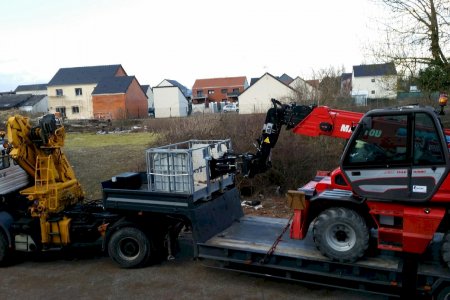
[1,99,450,298]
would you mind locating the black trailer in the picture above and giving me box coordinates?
[101,171,450,299]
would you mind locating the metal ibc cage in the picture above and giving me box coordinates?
[146,139,234,201]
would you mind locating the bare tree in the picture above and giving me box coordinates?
[311,66,346,106]
[370,0,449,74]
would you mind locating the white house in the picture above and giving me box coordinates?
[239,73,296,114]
[153,79,189,118]
[351,63,398,105]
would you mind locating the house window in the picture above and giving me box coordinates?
[221,88,227,94]
[72,106,80,114]
[371,78,375,82]
[371,90,375,94]
[75,88,82,96]
[196,90,203,97]
[208,90,214,95]
[56,107,66,117]
[56,89,63,96]
[232,88,239,93]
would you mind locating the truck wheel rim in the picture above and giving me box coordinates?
[326,224,356,252]
[118,237,140,260]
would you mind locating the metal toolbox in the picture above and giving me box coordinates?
[146,139,233,201]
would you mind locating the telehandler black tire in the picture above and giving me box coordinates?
[108,227,152,268]
[441,233,450,269]
[313,207,369,263]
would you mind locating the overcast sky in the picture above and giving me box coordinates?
[0,0,382,91]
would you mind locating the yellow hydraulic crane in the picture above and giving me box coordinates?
[6,114,84,245]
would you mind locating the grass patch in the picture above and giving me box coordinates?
[64,132,161,200]
[65,132,160,149]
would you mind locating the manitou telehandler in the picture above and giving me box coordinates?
[241,97,450,267]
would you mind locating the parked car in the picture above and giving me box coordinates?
[223,103,239,113]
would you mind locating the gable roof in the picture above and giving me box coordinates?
[0,94,33,109]
[341,73,352,81]
[15,84,47,92]
[250,77,259,86]
[92,76,136,95]
[278,73,294,85]
[239,72,296,98]
[157,79,190,97]
[141,85,150,93]
[21,94,46,106]
[353,63,397,77]
[48,64,125,86]
[192,76,247,89]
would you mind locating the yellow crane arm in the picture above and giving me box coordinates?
[6,114,84,212]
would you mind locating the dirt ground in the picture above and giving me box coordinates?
[0,247,388,300]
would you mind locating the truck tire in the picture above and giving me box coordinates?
[313,207,369,263]
[436,285,450,300]
[0,230,10,266]
[108,227,152,268]
[441,233,450,269]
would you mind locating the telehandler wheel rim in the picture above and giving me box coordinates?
[325,223,356,252]
[117,237,141,260]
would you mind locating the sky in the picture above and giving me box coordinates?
[0,0,382,92]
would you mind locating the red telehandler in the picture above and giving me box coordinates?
[241,97,450,266]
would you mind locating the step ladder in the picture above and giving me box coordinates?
[369,207,404,252]
[46,217,63,248]
[34,155,58,211]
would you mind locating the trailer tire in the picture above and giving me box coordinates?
[313,207,369,263]
[108,227,152,268]
[0,230,10,266]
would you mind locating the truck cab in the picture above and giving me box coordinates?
[341,106,450,202]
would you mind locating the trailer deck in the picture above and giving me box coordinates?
[198,215,406,297]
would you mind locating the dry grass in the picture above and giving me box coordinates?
[62,113,342,208]
[56,98,450,216]
[64,132,160,200]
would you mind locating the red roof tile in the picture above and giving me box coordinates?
[192,76,247,89]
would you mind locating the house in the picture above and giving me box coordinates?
[47,64,127,119]
[91,76,148,120]
[351,62,398,105]
[289,76,317,101]
[0,94,47,113]
[15,84,48,95]
[0,94,31,110]
[153,79,190,118]
[192,77,248,108]
[238,73,296,114]
[19,95,48,113]
[141,85,154,111]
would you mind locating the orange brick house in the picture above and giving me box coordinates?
[192,76,248,107]
[92,76,148,119]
